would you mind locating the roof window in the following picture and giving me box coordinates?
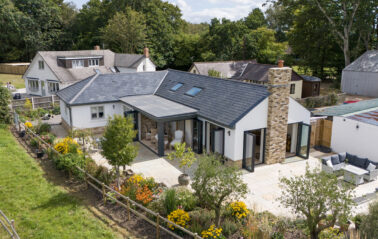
[171,83,183,91]
[185,87,202,96]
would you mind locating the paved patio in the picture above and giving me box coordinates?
[90,143,378,217]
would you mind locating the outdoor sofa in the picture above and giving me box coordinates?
[322,152,378,181]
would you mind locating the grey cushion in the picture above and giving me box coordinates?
[353,157,369,169]
[322,157,331,165]
[333,163,345,171]
[326,160,333,168]
[366,163,376,172]
[331,155,340,165]
[338,152,346,163]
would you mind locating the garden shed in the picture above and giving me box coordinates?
[341,50,378,97]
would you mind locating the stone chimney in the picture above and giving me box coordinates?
[143,47,149,58]
[278,59,284,68]
[264,66,292,164]
[94,45,100,50]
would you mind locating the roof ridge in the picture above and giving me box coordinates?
[167,68,268,88]
[193,59,256,64]
[69,73,100,104]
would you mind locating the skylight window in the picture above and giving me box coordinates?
[186,87,202,96]
[171,83,183,91]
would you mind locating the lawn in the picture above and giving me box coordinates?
[0,125,119,239]
[0,74,25,89]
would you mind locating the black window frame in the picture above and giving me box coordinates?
[290,84,295,94]
[170,83,184,91]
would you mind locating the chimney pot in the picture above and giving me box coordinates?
[143,47,149,58]
[278,60,284,68]
[94,45,100,50]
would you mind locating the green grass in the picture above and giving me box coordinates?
[0,74,25,89]
[0,125,118,239]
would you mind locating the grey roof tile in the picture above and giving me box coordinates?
[313,99,378,116]
[343,50,378,73]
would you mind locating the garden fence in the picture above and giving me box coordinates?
[19,122,202,239]
[12,95,60,110]
[0,209,20,239]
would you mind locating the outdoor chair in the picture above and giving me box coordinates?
[170,130,183,149]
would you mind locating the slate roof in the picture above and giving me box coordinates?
[301,75,322,82]
[114,53,145,68]
[57,71,168,105]
[234,63,303,82]
[343,50,378,73]
[155,70,270,127]
[190,60,256,78]
[313,99,378,116]
[37,50,115,84]
[57,69,270,128]
[347,109,378,127]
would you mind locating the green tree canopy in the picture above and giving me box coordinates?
[0,87,12,124]
[101,8,146,53]
[244,8,267,30]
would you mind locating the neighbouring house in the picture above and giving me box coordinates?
[300,75,321,98]
[313,99,378,163]
[57,67,311,172]
[23,46,156,97]
[341,50,378,97]
[189,60,306,99]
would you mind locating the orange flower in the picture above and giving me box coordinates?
[136,185,153,205]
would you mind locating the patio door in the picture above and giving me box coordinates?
[41,81,46,96]
[192,119,203,154]
[210,127,224,155]
[243,132,255,172]
[124,111,138,141]
[296,122,311,159]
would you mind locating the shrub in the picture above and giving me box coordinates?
[201,224,225,239]
[0,87,12,124]
[94,166,115,185]
[135,185,153,205]
[176,187,198,211]
[37,108,48,117]
[167,209,190,231]
[359,200,378,239]
[24,98,32,111]
[163,188,178,215]
[54,153,86,178]
[319,227,343,239]
[52,105,60,115]
[36,123,51,134]
[40,133,55,145]
[30,138,40,149]
[229,201,249,220]
[54,137,81,155]
[189,209,214,235]
[222,219,240,238]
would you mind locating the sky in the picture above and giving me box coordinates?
[70,0,267,23]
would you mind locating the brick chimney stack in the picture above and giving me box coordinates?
[143,47,149,58]
[94,45,100,50]
[278,60,284,68]
[264,66,292,164]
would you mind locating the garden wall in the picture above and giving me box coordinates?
[297,93,346,108]
[0,63,29,75]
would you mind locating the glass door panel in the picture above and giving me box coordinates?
[210,128,224,155]
[297,123,311,158]
[243,132,255,172]
[192,119,203,154]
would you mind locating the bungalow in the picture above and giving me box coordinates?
[23,46,156,97]
[56,67,311,172]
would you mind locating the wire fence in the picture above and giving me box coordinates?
[18,122,202,239]
[0,209,20,239]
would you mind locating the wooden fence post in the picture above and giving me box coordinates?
[51,95,54,107]
[127,200,131,220]
[102,183,106,204]
[31,97,35,109]
[156,214,160,239]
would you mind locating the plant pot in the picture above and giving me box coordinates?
[35,149,44,158]
[178,173,190,186]
[19,130,25,138]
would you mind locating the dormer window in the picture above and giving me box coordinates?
[38,61,44,70]
[89,59,99,67]
[72,60,84,68]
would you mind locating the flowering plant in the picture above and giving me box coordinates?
[167,209,190,230]
[135,185,153,205]
[128,174,144,185]
[54,137,81,155]
[25,121,33,128]
[229,201,249,220]
[201,225,225,239]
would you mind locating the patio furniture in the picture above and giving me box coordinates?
[154,134,169,149]
[343,165,368,185]
[170,130,183,149]
[150,128,157,144]
[322,152,378,182]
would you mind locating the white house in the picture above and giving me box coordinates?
[341,50,378,97]
[57,67,311,172]
[23,46,156,97]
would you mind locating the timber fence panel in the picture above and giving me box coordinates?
[12,96,60,110]
[0,210,20,239]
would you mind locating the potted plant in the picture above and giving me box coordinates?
[168,142,196,186]
[31,138,44,158]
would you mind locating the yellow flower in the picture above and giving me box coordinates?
[230,201,249,220]
[167,209,190,231]
[25,122,32,128]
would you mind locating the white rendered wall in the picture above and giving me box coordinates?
[23,53,59,96]
[288,97,310,124]
[70,102,123,129]
[290,80,303,99]
[60,100,70,126]
[331,116,378,163]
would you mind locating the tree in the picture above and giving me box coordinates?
[0,87,12,124]
[101,8,146,53]
[101,115,138,188]
[192,155,248,226]
[208,69,221,78]
[359,200,378,238]
[167,142,196,174]
[244,8,267,30]
[279,167,354,239]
